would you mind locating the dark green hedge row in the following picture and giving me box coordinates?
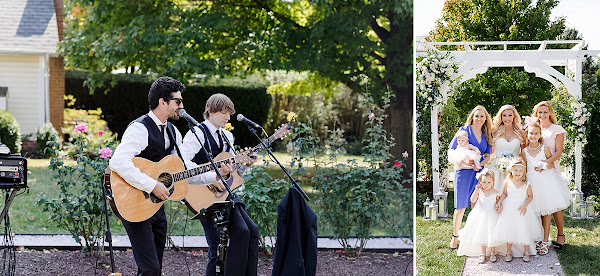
[65,71,272,148]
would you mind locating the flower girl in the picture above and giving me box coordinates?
[523,122,571,255]
[448,130,482,170]
[457,169,500,263]
[493,158,541,262]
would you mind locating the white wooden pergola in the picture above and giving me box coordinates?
[416,40,600,204]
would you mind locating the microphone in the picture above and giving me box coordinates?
[177,109,200,126]
[237,114,262,129]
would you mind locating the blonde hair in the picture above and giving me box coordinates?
[506,157,527,185]
[465,105,492,144]
[491,105,525,144]
[526,122,544,144]
[456,130,469,139]
[476,168,495,182]
[203,93,236,119]
[532,101,558,124]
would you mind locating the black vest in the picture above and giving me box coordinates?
[132,114,175,161]
[192,124,230,165]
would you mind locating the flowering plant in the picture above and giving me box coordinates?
[569,100,590,144]
[416,49,459,109]
[495,153,515,173]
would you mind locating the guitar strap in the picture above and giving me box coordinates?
[166,122,188,170]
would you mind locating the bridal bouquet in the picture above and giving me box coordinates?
[495,153,515,173]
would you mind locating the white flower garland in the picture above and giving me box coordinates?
[416,50,458,109]
[570,100,590,144]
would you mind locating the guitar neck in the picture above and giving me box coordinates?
[231,134,279,170]
[172,157,237,182]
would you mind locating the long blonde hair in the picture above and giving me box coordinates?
[492,105,525,144]
[532,101,558,124]
[465,105,492,144]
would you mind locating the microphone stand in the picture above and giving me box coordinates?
[246,124,310,201]
[186,121,235,276]
[100,175,120,276]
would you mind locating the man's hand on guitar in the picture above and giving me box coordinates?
[209,161,233,192]
[152,181,170,201]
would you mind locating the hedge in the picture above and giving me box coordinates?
[65,71,272,148]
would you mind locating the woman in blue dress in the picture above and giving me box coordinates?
[449,105,492,249]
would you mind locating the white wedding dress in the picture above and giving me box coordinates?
[490,137,521,192]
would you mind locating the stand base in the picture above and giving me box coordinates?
[191,201,233,220]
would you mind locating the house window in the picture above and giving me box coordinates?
[0,87,6,111]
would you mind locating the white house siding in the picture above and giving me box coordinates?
[0,55,42,135]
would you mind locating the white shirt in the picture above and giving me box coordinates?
[181,120,236,185]
[109,111,200,193]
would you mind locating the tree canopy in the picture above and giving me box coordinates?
[429,0,566,116]
[61,0,413,161]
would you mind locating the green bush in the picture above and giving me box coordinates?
[292,90,412,256]
[582,71,600,196]
[65,70,271,148]
[0,110,22,153]
[35,122,61,158]
[38,125,118,255]
[239,165,289,254]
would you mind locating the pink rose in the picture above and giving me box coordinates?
[99,147,112,159]
[394,162,403,168]
[98,131,103,136]
[345,157,351,162]
[368,113,375,120]
[402,151,409,158]
[74,124,87,133]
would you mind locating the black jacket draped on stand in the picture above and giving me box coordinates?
[271,186,318,276]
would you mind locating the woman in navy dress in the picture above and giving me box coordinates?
[449,105,492,249]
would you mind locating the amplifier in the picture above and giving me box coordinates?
[0,155,27,189]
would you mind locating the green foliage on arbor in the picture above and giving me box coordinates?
[430,0,565,117]
[582,69,600,197]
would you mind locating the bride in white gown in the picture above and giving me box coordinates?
[490,105,526,192]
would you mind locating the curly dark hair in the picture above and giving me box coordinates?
[148,77,185,110]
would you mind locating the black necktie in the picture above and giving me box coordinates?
[216,130,224,150]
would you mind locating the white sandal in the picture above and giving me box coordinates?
[505,253,513,262]
[477,254,486,264]
[489,253,497,262]
[539,241,551,255]
[535,240,543,253]
[523,253,531,262]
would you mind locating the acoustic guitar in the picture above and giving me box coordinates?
[183,123,291,214]
[104,150,252,222]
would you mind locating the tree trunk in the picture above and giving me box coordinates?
[384,84,412,172]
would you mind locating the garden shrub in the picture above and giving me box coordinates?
[582,71,600,197]
[292,90,412,256]
[239,164,289,254]
[35,122,61,158]
[0,110,22,153]
[38,124,117,255]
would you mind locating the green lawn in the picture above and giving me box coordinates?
[8,154,403,237]
[416,190,600,276]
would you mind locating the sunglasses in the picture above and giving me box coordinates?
[166,97,183,105]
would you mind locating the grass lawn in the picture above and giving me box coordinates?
[416,190,600,276]
[9,153,405,238]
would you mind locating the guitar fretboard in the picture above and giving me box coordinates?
[172,157,237,182]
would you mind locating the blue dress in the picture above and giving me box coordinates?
[449,125,491,209]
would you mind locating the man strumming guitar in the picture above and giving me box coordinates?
[109,77,231,276]
[180,93,259,276]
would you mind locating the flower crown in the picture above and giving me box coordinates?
[508,159,526,170]
[522,116,539,129]
[475,168,494,180]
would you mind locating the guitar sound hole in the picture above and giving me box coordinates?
[158,173,173,188]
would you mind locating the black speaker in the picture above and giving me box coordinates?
[0,154,27,189]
